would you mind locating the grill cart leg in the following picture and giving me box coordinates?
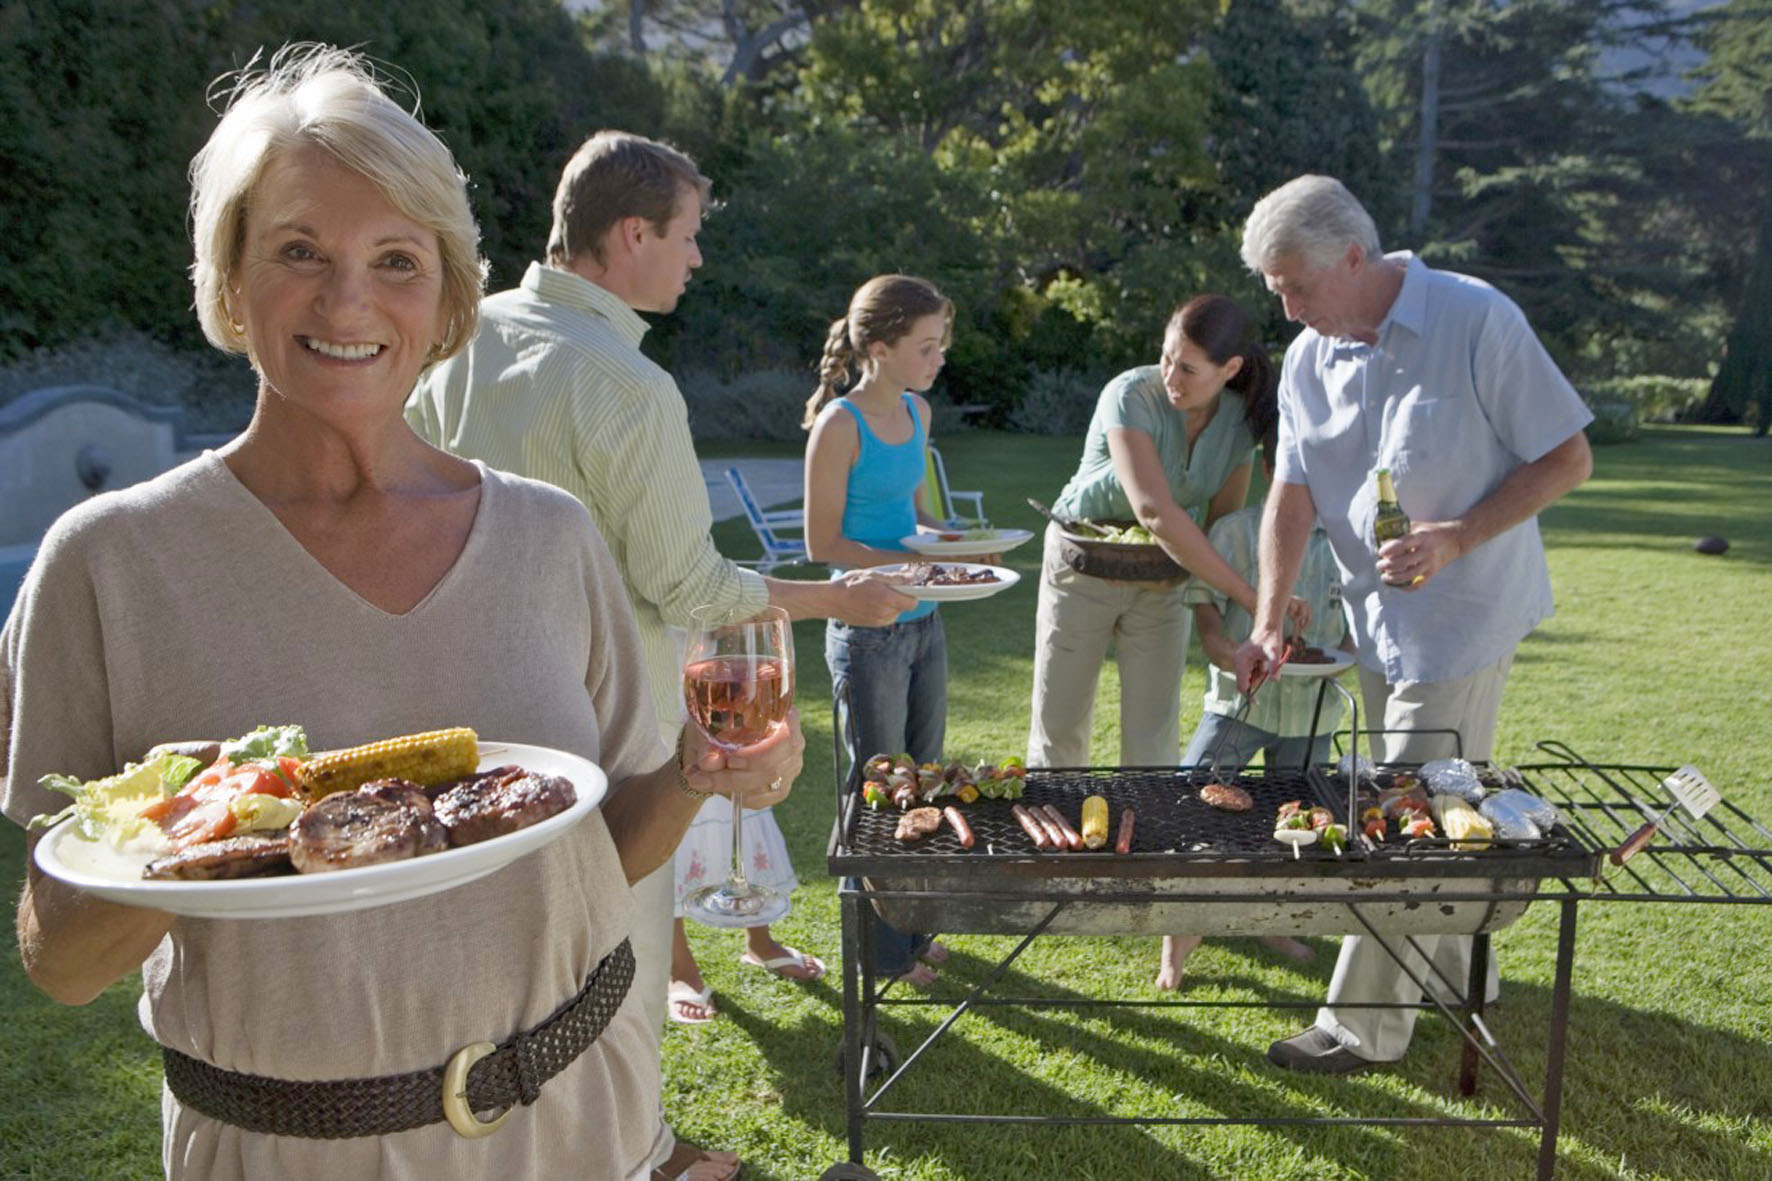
[1458,933,1493,1097]
[839,884,868,1167]
[1537,899,1579,1181]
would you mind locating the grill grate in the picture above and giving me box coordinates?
[841,766,1332,861]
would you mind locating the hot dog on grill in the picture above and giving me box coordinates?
[1041,803,1083,851]
[1115,808,1136,855]
[1011,804,1050,849]
[943,805,975,848]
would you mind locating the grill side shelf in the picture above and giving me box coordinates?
[1515,750,1772,904]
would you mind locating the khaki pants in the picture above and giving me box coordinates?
[1026,524,1189,768]
[1314,650,1515,1061]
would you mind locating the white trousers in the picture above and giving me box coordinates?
[1314,650,1515,1061]
[1026,524,1189,768]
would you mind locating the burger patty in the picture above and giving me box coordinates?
[143,833,293,881]
[1198,782,1254,812]
[894,806,943,841]
[432,768,576,846]
[290,779,448,873]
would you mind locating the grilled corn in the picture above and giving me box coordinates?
[1431,793,1493,851]
[1080,795,1109,850]
[298,727,479,800]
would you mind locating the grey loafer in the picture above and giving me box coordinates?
[1266,1027,1373,1074]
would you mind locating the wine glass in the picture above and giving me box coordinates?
[680,604,794,927]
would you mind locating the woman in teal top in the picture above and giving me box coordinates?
[1028,294,1303,768]
[804,274,955,988]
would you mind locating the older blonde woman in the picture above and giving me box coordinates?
[2,44,797,1179]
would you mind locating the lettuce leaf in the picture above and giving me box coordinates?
[28,750,199,844]
[220,725,310,766]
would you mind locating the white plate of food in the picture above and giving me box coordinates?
[1278,644,1357,678]
[33,742,606,920]
[879,562,1021,602]
[899,527,1035,559]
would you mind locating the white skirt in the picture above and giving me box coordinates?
[672,795,800,918]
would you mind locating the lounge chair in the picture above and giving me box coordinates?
[725,466,807,573]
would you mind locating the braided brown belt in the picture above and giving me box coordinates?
[162,937,634,1139]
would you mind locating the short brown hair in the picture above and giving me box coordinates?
[546,130,712,267]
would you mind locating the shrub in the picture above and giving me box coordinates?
[680,368,813,442]
[1581,376,1709,424]
[0,327,255,435]
[1579,393,1640,445]
[1008,369,1102,436]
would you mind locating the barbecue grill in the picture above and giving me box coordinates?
[821,740,1772,1181]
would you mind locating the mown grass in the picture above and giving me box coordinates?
[3,426,1768,1179]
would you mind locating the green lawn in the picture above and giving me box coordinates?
[4,426,1769,1179]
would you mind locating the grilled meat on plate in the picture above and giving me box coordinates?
[144,833,293,880]
[290,779,448,873]
[433,768,576,846]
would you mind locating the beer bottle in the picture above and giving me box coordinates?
[1373,468,1415,586]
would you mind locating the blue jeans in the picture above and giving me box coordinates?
[828,611,948,974]
[1181,711,1331,774]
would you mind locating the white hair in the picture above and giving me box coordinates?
[1241,175,1383,274]
[189,43,486,360]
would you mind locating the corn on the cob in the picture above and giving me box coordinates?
[298,728,479,800]
[1080,795,1109,850]
[1431,793,1493,851]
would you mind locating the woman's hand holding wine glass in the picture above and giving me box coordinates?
[679,710,803,808]
[680,605,800,927]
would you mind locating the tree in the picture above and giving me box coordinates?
[1686,0,1772,432]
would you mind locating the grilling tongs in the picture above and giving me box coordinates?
[1204,638,1290,783]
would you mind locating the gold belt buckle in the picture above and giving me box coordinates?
[442,1042,511,1138]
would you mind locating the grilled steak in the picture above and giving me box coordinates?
[1199,782,1254,812]
[290,779,448,873]
[894,806,943,841]
[433,768,576,847]
[143,833,293,880]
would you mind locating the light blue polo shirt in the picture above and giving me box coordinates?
[1273,253,1592,684]
[1053,366,1256,523]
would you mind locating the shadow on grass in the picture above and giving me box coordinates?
[728,936,1772,1180]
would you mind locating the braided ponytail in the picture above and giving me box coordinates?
[804,316,857,429]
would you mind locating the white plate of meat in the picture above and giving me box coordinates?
[33,743,605,920]
[878,562,1021,602]
[898,528,1035,559]
[1276,644,1357,678]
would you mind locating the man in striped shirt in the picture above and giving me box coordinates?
[407,130,910,1181]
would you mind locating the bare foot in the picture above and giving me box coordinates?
[1259,935,1315,962]
[1156,934,1202,990]
[919,938,950,964]
[653,1140,740,1181]
[890,960,937,989]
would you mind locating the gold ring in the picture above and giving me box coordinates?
[442,1041,510,1138]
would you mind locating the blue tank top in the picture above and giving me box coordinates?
[838,394,937,623]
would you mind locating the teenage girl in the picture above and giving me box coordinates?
[803,274,958,987]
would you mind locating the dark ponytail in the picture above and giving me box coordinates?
[1168,294,1277,443]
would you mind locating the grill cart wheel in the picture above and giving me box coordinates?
[834,1030,900,1082]
[819,1164,881,1180]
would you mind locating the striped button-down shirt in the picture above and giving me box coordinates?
[407,262,769,735]
[1184,507,1348,738]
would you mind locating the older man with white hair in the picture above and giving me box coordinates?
[1235,175,1594,1073]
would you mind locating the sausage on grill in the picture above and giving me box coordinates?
[1012,804,1050,849]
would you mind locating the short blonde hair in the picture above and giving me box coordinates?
[189,43,487,362]
[1241,175,1383,275]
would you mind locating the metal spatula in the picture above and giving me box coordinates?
[1610,764,1720,865]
